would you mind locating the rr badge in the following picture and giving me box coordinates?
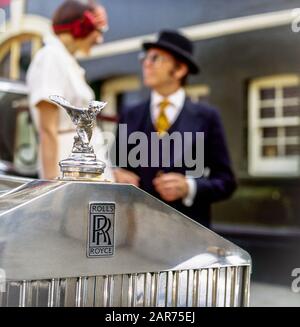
[87,202,115,257]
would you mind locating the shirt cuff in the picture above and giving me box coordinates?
[182,177,197,207]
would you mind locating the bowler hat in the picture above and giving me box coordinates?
[142,30,200,74]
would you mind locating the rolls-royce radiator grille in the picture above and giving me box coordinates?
[0,266,250,307]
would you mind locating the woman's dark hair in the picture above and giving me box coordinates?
[52,0,95,26]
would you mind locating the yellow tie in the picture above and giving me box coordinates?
[155,98,170,135]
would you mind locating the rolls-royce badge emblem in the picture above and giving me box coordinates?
[87,202,115,257]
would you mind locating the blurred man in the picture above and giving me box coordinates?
[114,30,236,227]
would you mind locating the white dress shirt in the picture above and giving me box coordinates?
[150,88,197,207]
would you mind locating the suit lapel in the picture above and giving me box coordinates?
[161,98,197,171]
[132,99,151,131]
[169,97,198,133]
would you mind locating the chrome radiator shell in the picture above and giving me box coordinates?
[0,178,251,307]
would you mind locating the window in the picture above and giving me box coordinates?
[100,75,142,149]
[0,34,42,80]
[248,75,300,176]
[100,75,141,130]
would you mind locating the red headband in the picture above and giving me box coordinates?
[53,11,98,39]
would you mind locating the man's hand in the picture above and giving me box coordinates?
[153,172,189,202]
[113,168,140,187]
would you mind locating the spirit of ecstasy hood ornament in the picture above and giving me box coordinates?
[49,95,107,181]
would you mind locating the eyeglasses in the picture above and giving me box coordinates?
[138,52,171,65]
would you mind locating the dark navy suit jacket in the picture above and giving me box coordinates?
[116,97,237,227]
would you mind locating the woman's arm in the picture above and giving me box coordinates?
[36,100,59,179]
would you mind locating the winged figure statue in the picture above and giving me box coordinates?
[49,95,107,153]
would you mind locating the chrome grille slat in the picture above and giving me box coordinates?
[199,269,207,307]
[120,274,130,307]
[186,270,194,307]
[242,266,251,306]
[165,271,172,307]
[135,273,145,307]
[102,275,110,307]
[171,271,179,306]
[30,281,38,307]
[178,270,187,307]
[8,282,21,307]
[192,269,200,307]
[143,273,151,307]
[94,276,104,307]
[224,268,229,307]
[48,279,61,307]
[63,278,77,307]
[230,266,238,307]
[150,272,158,306]
[111,274,122,307]
[206,269,211,307]
[130,273,137,307]
[212,268,219,307]
[157,272,167,307]
[218,268,226,307]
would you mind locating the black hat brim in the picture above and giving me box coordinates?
[142,40,200,74]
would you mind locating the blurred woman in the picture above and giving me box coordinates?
[26,0,113,180]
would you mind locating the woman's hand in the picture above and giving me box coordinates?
[113,168,140,186]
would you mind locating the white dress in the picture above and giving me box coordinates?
[26,35,113,181]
